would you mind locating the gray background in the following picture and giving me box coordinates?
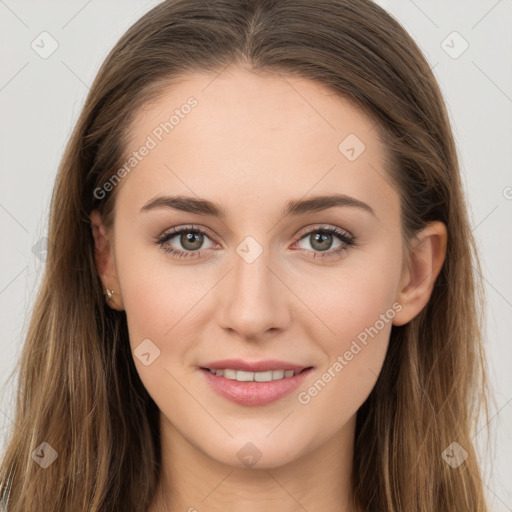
[1,0,511,509]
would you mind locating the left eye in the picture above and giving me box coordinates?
[292,225,356,260]
[296,228,352,253]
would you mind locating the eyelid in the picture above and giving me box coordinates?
[158,224,218,243]
[294,223,354,241]
[158,223,354,244]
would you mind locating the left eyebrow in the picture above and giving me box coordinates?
[282,193,376,218]
[139,193,376,218]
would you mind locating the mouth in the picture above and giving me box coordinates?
[198,360,315,406]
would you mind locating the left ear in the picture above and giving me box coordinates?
[392,221,447,326]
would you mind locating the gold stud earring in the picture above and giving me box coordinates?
[104,288,117,301]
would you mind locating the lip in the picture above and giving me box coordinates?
[199,361,314,407]
[200,359,310,373]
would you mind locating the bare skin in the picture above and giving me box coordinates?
[91,65,447,512]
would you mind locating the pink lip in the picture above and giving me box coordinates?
[200,358,309,373]
[199,365,314,407]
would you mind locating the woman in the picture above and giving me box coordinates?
[0,0,490,510]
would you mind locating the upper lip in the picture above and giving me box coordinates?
[200,359,312,373]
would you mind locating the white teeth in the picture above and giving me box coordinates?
[236,370,254,382]
[255,371,273,382]
[223,369,237,379]
[208,368,302,382]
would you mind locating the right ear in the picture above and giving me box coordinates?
[90,210,124,311]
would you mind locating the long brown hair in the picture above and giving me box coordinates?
[0,0,489,510]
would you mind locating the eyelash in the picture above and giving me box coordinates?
[155,224,357,261]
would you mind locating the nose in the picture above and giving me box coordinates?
[216,246,291,341]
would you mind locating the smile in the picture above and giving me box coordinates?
[199,366,314,406]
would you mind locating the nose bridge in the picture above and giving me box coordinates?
[217,237,289,339]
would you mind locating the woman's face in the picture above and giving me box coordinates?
[97,66,410,468]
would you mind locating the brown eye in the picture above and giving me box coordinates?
[179,231,205,251]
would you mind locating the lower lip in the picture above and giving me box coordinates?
[200,367,314,406]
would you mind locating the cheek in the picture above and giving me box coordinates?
[115,237,211,344]
[293,246,401,350]
[322,272,398,359]
[292,287,396,442]
[290,250,401,414]
[115,246,211,412]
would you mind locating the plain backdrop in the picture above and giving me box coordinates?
[0,0,511,509]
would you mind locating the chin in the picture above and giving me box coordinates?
[200,434,307,470]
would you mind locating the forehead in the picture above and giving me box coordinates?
[118,66,398,221]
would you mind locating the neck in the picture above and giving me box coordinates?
[150,412,359,512]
